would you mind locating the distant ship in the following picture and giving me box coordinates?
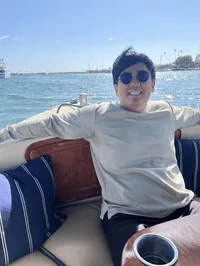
[0,59,11,79]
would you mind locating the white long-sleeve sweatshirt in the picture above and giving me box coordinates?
[1,100,200,219]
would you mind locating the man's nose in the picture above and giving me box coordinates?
[129,77,140,86]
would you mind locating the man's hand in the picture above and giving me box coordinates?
[0,128,14,143]
[0,129,5,143]
[175,129,181,139]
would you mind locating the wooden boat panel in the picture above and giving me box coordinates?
[25,138,101,205]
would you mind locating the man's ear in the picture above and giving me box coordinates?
[152,79,156,92]
[114,84,118,96]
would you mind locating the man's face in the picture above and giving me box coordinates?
[114,63,155,112]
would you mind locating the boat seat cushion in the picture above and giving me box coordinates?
[11,197,200,266]
[43,199,113,266]
[175,139,200,196]
[0,155,66,266]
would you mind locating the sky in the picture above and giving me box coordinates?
[1,0,200,73]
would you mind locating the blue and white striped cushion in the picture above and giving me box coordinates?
[175,139,200,196]
[0,155,66,265]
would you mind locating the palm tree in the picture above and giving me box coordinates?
[174,49,177,62]
[164,52,171,63]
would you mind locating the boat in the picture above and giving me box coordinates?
[0,94,200,266]
[0,59,11,79]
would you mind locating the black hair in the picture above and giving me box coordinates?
[112,46,156,84]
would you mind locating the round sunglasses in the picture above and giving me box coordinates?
[119,70,149,85]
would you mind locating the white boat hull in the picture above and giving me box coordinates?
[0,58,11,78]
[1,97,200,266]
[0,71,11,79]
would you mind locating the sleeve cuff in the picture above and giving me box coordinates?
[181,124,200,139]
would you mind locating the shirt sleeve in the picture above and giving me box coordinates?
[166,101,200,130]
[180,124,200,139]
[0,104,97,143]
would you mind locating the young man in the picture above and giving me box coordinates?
[1,47,200,266]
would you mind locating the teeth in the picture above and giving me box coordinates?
[129,91,142,96]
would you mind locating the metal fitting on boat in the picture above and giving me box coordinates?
[79,93,87,107]
[70,99,78,104]
[133,233,178,266]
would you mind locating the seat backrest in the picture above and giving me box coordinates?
[25,138,101,205]
[25,137,200,206]
[175,139,200,196]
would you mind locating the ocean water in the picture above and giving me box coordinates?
[0,71,200,129]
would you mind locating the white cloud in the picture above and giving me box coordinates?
[0,35,10,40]
[108,37,113,41]
[13,37,24,41]
[0,35,24,42]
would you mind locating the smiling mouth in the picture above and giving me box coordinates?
[128,91,142,96]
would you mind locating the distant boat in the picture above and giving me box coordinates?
[0,58,11,79]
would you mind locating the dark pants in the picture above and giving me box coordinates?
[101,200,200,266]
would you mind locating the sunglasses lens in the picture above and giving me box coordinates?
[137,70,149,82]
[119,72,132,84]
